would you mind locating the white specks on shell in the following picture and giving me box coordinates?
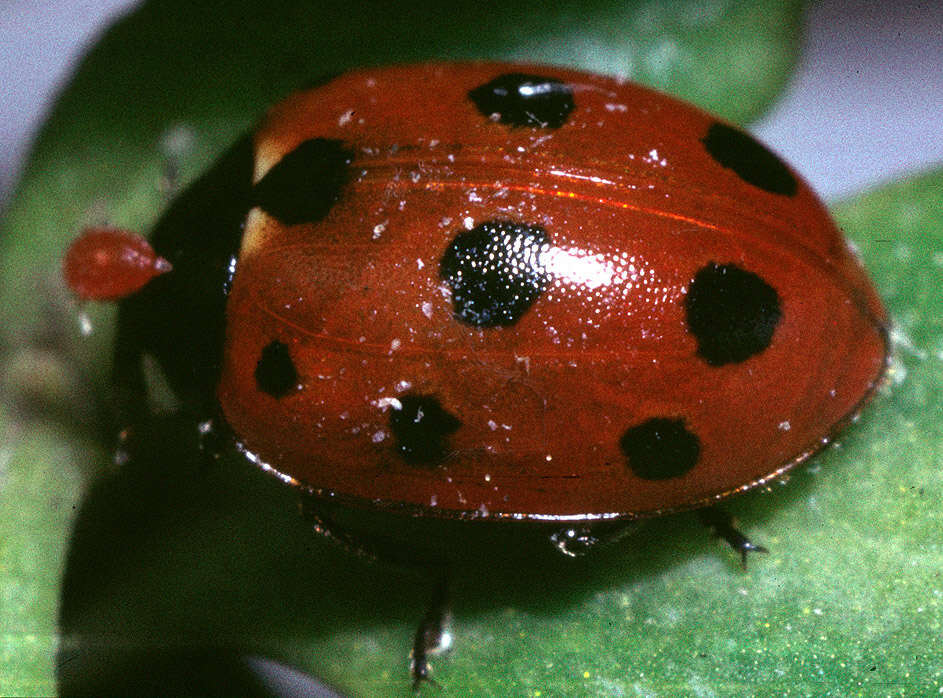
[644,148,667,167]
[375,396,402,411]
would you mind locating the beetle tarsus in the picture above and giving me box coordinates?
[410,657,436,692]
[410,574,450,691]
[697,506,768,568]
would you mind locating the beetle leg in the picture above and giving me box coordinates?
[410,573,451,691]
[697,507,768,568]
[549,522,638,557]
[297,500,388,565]
[298,500,452,689]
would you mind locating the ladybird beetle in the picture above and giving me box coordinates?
[69,62,889,686]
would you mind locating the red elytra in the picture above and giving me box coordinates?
[64,227,171,301]
[212,63,889,520]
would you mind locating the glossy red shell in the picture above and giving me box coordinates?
[64,227,172,301]
[217,63,888,520]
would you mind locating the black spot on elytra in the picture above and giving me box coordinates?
[440,219,549,328]
[252,138,353,224]
[685,262,782,366]
[254,340,299,398]
[389,394,462,465]
[468,73,575,128]
[620,417,700,480]
[702,122,797,197]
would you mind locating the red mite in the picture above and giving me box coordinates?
[66,63,889,687]
[63,227,171,301]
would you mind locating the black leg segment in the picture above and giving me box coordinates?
[298,500,452,689]
[697,507,768,568]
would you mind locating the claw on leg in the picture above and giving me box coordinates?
[410,575,451,691]
[697,507,768,568]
